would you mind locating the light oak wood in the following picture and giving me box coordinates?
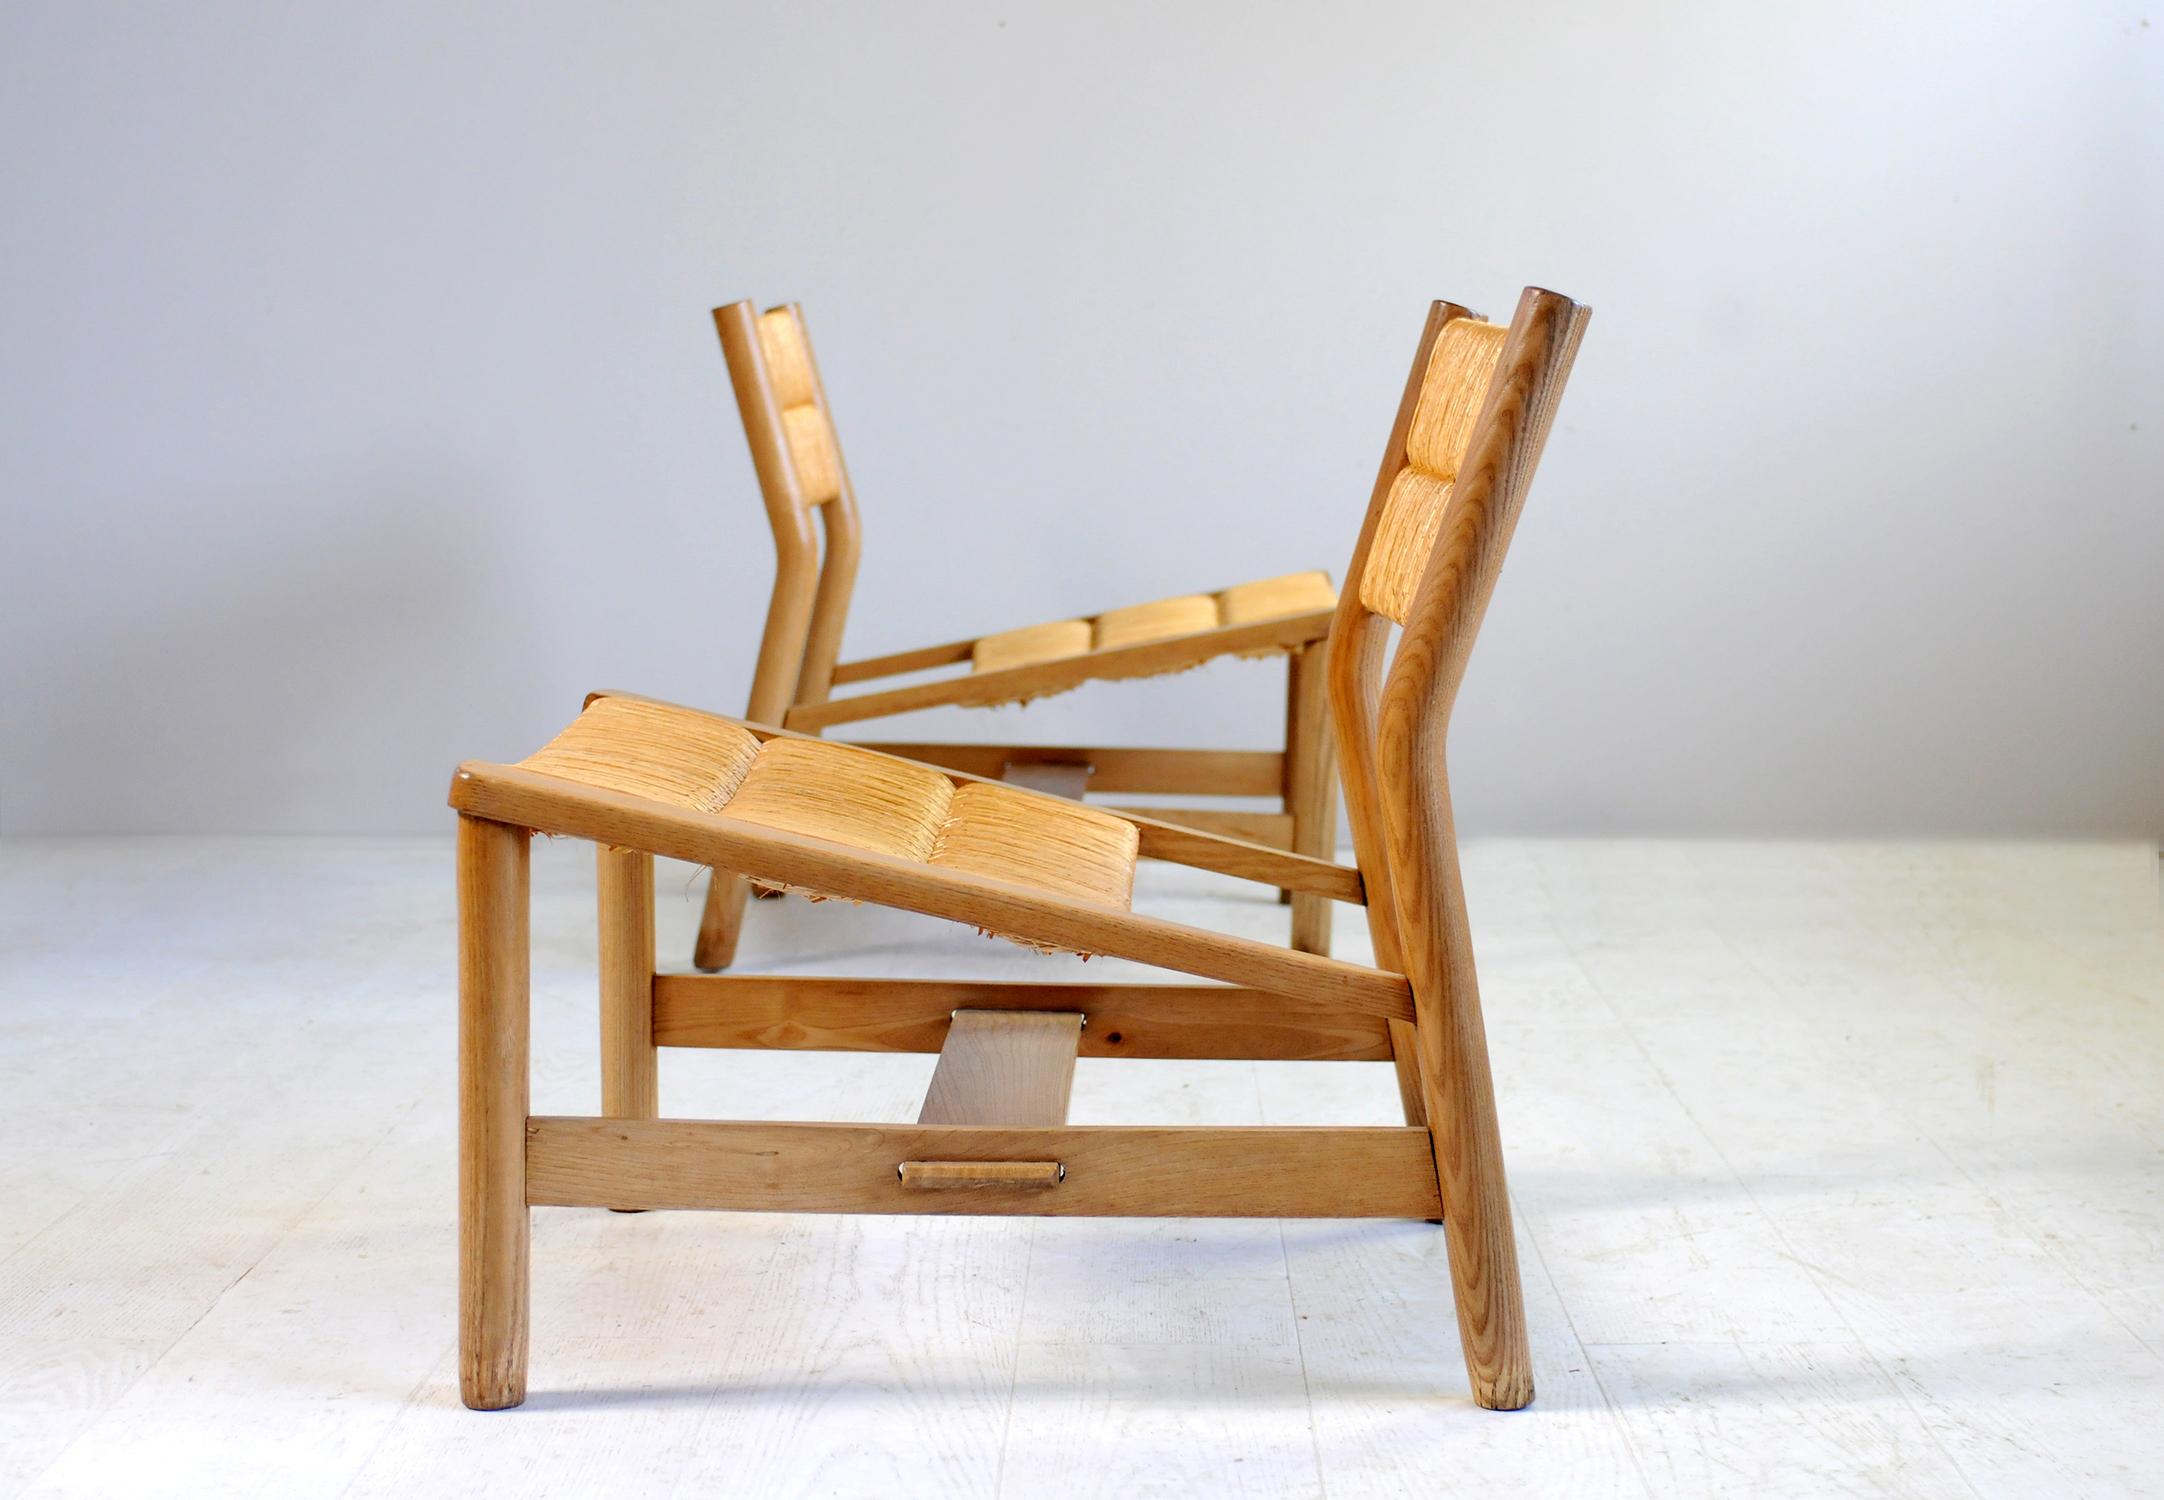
[1103,807,1293,846]
[524,1118,1444,1219]
[1387,1017,1428,1129]
[456,815,529,1411]
[830,639,976,683]
[898,1160,1064,1190]
[650,975,1402,1060]
[856,743,1284,796]
[785,612,1335,731]
[453,289,1588,1414]
[916,1010,1082,1126]
[1328,289,1590,1410]
[453,760,1399,1012]
[1284,640,1339,953]
[591,694,1366,903]
[694,301,864,970]
[596,847,656,1124]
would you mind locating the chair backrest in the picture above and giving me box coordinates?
[714,301,863,719]
[1327,288,1589,971]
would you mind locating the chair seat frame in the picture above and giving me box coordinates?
[453,290,1589,1415]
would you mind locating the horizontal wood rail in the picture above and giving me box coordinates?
[1108,807,1293,847]
[525,1118,1443,1218]
[850,743,1284,797]
[784,612,1334,731]
[1125,818,1359,901]
[651,976,1404,1060]
[831,639,975,684]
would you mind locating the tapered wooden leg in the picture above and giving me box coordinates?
[458,815,530,1411]
[693,868,751,971]
[1284,643,1339,954]
[1403,840,1532,1410]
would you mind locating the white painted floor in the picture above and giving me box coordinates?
[1,837,2160,1499]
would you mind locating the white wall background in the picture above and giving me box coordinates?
[2,1,2158,836]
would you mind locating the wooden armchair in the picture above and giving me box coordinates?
[451,288,1589,1412]
[693,300,1343,967]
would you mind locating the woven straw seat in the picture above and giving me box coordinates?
[521,695,1140,912]
[971,570,1337,674]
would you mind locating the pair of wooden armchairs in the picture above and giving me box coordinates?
[451,287,1589,1413]
[692,297,1346,968]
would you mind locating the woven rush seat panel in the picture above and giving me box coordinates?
[1361,318,1510,623]
[969,569,1337,674]
[757,310,843,505]
[518,698,1141,910]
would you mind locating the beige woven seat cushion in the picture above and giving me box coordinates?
[520,696,1140,911]
[970,569,1336,674]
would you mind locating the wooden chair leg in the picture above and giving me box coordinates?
[1284,643,1338,954]
[692,868,751,971]
[457,814,530,1411]
[1407,869,1532,1411]
[599,847,658,1118]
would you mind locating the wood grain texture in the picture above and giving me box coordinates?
[651,975,1402,1059]
[451,761,1399,1011]
[456,815,529,1411]
[596,846,656,1125]
[1103,807,1294,847]
[591,696,1355,900]
[855,743,1284,796]
[694,301,862,971]
[916,1010,1083,1126]
[524,1118,1444,1219]
[829,639,976,683]
[1374,288,1590,1412]
[1284,640,1339,954]
[783,611,1335,729]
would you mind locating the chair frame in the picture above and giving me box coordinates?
[691,300,1340,968]
[452,289,1589,1413]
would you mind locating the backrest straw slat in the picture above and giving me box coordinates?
[716,301,863,712]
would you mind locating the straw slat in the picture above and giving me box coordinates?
[519,696,762,812]
[1360,469,1457,623]
[1404,318,1509,475]
[929,782,1139,910]
[1359,318,1510,624]
[720,738,954,862]
[1219,570,1335,625]
[967,571,1337,685]
[780,406,841,506]
[1094,594,1220,652]
[756,310,818,407]
[972,619,1094,674]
